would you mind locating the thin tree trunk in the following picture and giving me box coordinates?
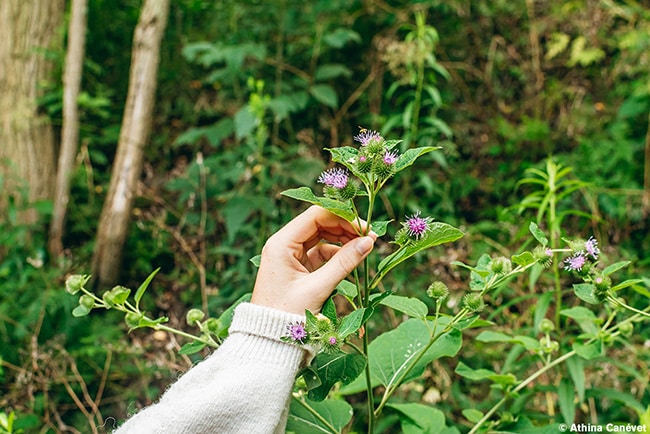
[91,0,170,287]
[49,0,88,258]
[0,0,64,224]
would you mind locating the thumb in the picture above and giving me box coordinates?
[310,236,375,290]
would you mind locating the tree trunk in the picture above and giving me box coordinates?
[0,0,64,224]
[91,0,170,287]
[49,0,88,258]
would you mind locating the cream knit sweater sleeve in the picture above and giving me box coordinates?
[114,302,308,434]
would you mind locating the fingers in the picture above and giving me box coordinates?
[308,235,376,290]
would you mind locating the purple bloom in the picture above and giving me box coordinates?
[403,211,432,239]
[359,155,367,162]
[585,236,599,259]
[328,336,337,345]
[286,321,308,343]
[318,167,348,189]
[564,252,587,272]
[354,130,382,146]
[383,150,399,165]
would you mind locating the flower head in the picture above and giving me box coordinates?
[383,150,399,165]
[564,252,587,272]
[354,129,382,146]
[286,321,308,343]
[585,236,600,260]
[403,211,432,240]
[318,167,348,189]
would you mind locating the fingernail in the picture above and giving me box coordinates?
[355,236,374,255]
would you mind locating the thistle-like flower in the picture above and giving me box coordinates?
[318,167,349,189]
[403,211,433,240]
[585,236,600,260]
[383,150,399,165]
[285,321,308,343]
[564,252,587,272]
[354,129,382,146]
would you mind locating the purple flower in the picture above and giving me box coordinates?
[403,211,432,239]
[585,236,599,259]
[286,321,308,343]
[328,336,337,345]
[354,129,382,146]
[564,252,587,272]
[318,167,348,189]
[359,155,367,162]
[383,150,399,165]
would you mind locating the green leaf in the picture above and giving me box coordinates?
[338,309,366,339]
[602,261,631,277]
[135,268,160,310]
[281,187,355,221]
[573,341,600,360]
[558,378,575,425]
[335,280,357,298]
[321,298,338,323]
[249,255,261,267]
[388,403,448,434]
[305,352,366,401]
[370,220,391,237]
[475,331,513,343]
[309,84,338,108]
[178,341,207,355]
[72,304,92,317]
[138,316,169,328]
[573,283,599,304]
[560,306,599,334]
[566,356,585,403]
[611,279,644,292]
[323,28,361,48]
[455,361,498,381]
[373,223,463,288]
[380,295,428,319]
[512,251,536,267]
[528,222,548,246]
[394,146,441,173]
[287,397,353,434]
[462,408,484,424]
[370,319,461,388]
[234,105,257,139]
[314,64,352,81]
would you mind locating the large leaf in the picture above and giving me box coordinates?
[281,187,355,221]
[372,223,463,288]
[287,397,353,434]
[388,403,448,434]
[304,352,367,401]
[380,295,428,319]
[394,146,441,173]
[309,84,338,108]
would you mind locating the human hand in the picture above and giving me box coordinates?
[251,206,377,315]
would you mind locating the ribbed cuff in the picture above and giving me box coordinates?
[227,303,310,368]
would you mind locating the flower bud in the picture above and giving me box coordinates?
[357,154,372,173]
[79,294,96,310]
[372,159,394,179]
[462,292,485,313]
[204,317,221,334]
[65,275,87,295]
[102,286,131,308]
[533,246,553,268]
[427,281,449,301]
[186,308,205,325]
[490,256,512,275]
[618,322,633,338]
[539,318,555,333]
[125,312,142,329]
[338,181,358,200]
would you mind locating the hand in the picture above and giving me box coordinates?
[251,206,376,315]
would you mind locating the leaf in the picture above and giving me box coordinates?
[309,84,338,108]
[234,105,257,139]
[388,403,447,434]
[602,261,631,276]
[287,398,353,434]
[560,306,599,334]
[558,378,575,425]
[323,28,361,48]
[373,222,463,288]
[338,309,366,339]
[305,352,366,401]
[462,409,484,424]
[314,64,352,81]
[370,220,391,237]
[610,279,644,292]
[135,268,160,310]
[72,304,91,317]
[573,341,600,360]
[281,187,355,221]
[178,341,207,355]
[321,297,338,323]
[573,283,599,304]
[566,356,585,403]
[512,251,536,267]
[394,146,441,173]
[335,280,357,298]
[370,319,461,388]
[249,255,261,267]
[528,222,548,246]
[380,295,428,319]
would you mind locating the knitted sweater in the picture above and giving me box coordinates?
[114,302,307,434]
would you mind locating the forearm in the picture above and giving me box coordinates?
[115,303,308,434]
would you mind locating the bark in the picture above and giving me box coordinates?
[91,0,170,287]
[49,0,88,257]
[0,0,64,224]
